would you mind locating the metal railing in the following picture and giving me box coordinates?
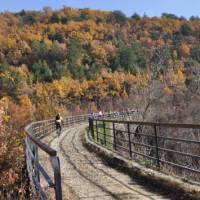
[25,111,140,200]
[25,114,89,200]
[89,118,200,182]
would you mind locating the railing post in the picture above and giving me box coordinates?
[113,122,116,150]
[127,122,132,158]
[103,121,106,146]
[51,156,62,200]
[53,121,55,132]
[34,145,40,183]
[25,138,36,195]
[96,120,99,142]
[154,125,160,168]
[89,117,94,139]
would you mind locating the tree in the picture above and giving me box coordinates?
[0,97,27,193]
[0,63,9,73]
[151,46,171,77]
[61,16,68,24]
[184,59,200,94]
[118,42,149,73]
[191,42,200,63]
[190,16,200,21]
[108,10,127,24]
[22,13,37,25]
[50,13,60,23]
[85,63,100,80]
[119,45,137,73]
[180,23,193,36]
[131,13,141,20]
[0,65,27,98]
[53,62,69,79]
[172,32,184,46]
[32,60,52,83]
[52,32,65,43]
[48,41,66,63]
[162,13,179,20]
[67,38,84,79]
[31,41,49,62]
[178,44,190,58]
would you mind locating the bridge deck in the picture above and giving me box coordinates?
[40,124,171,200]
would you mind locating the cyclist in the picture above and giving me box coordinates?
[55,113,63,136]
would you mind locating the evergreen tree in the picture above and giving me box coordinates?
[191,42,200,63]
[131,13,141,20]
[118,41,149,73]
[67,38,84,79]
[32,60,52,83]
[108,10,127,24]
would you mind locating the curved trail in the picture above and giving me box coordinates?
[43,124,170,200]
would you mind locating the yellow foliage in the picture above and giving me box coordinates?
[19,95,32,109]
[171,68,185,86]
[179,44,190,57]
[164,86,173,95]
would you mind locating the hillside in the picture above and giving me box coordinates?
[1,7,200,198]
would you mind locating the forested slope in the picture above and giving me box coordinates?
[1,7,200,198]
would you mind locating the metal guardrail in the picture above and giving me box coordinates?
[25,111,138,200]
[25,114,89,200]
[89,118,200,182]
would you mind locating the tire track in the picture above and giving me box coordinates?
[40,128,80,200]
[42,124,170,200]
[71,132,157,200]
[59,127,121,200]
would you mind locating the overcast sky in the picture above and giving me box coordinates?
[1,0,200,18]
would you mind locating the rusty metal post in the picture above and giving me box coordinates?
[154,125,160,168]
[51,156,62,200]
[34,145,40,183]
[96,120,99,142]
[127,122,132,158]
[89,117,94,139]
[103,121,106,146]
[113,122,116,150]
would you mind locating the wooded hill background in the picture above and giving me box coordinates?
[1,7,200,198]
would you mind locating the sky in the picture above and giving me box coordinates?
[1,0,200,18]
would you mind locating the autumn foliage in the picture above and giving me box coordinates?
[1,7,200,198]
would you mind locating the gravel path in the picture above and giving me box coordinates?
[41,124,170,200]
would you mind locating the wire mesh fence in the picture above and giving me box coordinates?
[89,118,200,182]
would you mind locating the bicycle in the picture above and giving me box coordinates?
[56,122,62,136]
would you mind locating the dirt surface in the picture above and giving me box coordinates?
[39,123,173,200]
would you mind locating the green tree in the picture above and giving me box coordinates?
[31,41,49,61]
[61,16,68,24]
[32,60,52,83]
[22,14,37,25]
[180,23,192,36]
[131,13,141,20]
[118,42,149,73]
[0,64,26,98]
[108,10,127,24]
[191,42,200,63]
[184,59,200,93]
[151,46,171,77]
[162,13,179,20]
[67,38,84,79]
[172,32,184,46]
[50,13,60,23]
[85,63,100,80]
[0,63,9,73]
[53,62,69,79]
[48,42,66,63]
[190,16,200,21]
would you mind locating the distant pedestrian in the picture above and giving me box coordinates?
[55,113,63,136]
[99,110,103,116]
